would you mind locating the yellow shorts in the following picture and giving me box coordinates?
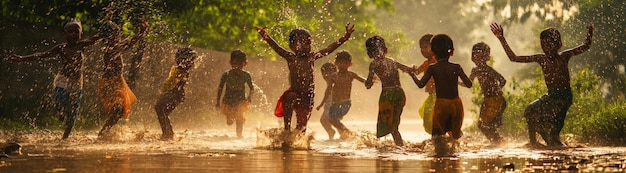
[220,101,249,122]
[432,97,464,139]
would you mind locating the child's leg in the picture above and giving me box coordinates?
[54,87,70,122]
[154,93,179,139]
[62,89,82,139]
[391,130,403,146]
[294,108,311,132]
[99,104,123,137]
[319,114,335,140]
[235,104,246,138]
[329,119,349,137]
[524,100,543,146]
[282,92,297,131]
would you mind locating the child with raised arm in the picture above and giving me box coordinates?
[412,34,472,154]
[155,48,198,140]
[255,23,354,133]
[414,34,437,135]
[316,63,338,140]
[97,19,149,138]
[467,42,507,145]
[9,18,102,139]
[317,51,366,140]
[365,36,416,146]
[490,23,593,147]
[216,50,254,138]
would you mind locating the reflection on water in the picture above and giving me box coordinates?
[0,122,625,172]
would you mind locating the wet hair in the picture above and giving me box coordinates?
[419,34,434,46]
[321,62,337,74]
[99,21,121,38]
[472,42,490,55]
[288,28,312,44]
[365,35,387,55]
[176,47,197,65]
[230,49,247,64]
[430,34,454,60]
[335,50,352,62]
[540,27,562,48]
[64,18,82,32]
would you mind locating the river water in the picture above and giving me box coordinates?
[1,121,625,172]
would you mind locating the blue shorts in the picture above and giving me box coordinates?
[329,100,351,120]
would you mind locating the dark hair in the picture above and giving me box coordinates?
[430,34,454,59]
[472,42,490,55]
[230,49,247,63]
[335,50,352,62]
[99,21,121,38]
[288,28,311,44]
[176,47,197,64]
[540,27,562,48]
[321,62,337,74]
[419,34,434,46]
[365,35,386,54]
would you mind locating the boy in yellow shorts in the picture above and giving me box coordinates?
[412,34,472,154]
[216,50,254,138]
[155,48,198,140]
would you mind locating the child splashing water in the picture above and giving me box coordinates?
[490,23,593,148]
[155,47,198,140]
[412,34,472,156]
[9,18,103,139]
[97,18,149,139]
[216,50,254,138]
[255,23,354,147]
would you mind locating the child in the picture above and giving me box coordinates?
[467,42,507,144]
[10,18,102,139]
[365,36,415,146]
[97,19,149,138]
[414,34,437,135]
[412,34,472,153]
[215,50,254,138]
[255,23,354,133]
[317,51,366,140]
[155,47,198,140]
[315,62,338,140]
[490,23,593,147]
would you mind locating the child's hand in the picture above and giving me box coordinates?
[340,23,355,43]
[490,23,504,38]
[255,26,270,40]
[139,16,149,32]
[315,104,323,111]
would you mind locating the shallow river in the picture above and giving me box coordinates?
[1,121,624,172]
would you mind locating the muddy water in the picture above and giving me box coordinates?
[1,121,625,172]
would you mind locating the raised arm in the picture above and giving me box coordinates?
[490,23,542,63]
[561,25,593,57]
[119,18,149,49]
[315,23,355,59]
[77,32,104,47]
[9,44,63,62]
[255,26,293,59]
